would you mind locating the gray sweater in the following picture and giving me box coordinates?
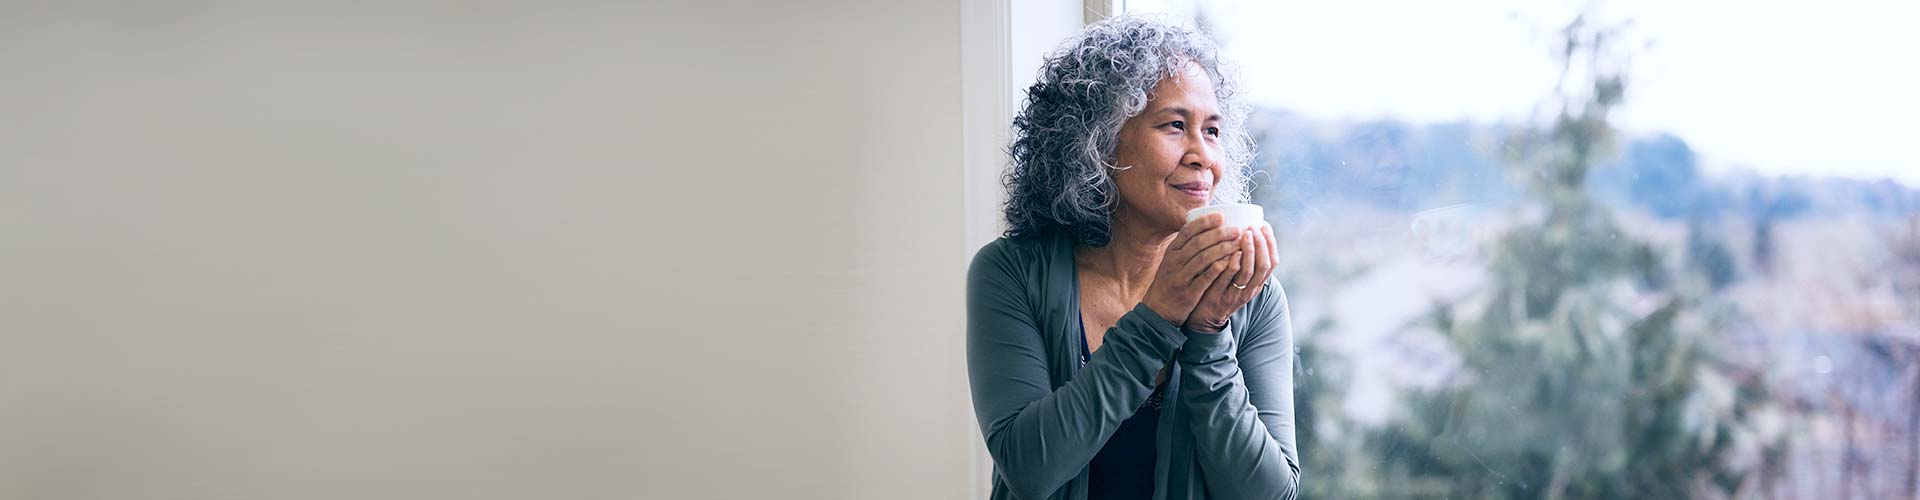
[967,229,1301,500]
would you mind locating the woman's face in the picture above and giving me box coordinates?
[1109,62,1226,234]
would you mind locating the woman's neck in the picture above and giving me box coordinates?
[1074,210,1176,296]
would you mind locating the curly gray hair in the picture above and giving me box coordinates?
[1003,14,1255,247]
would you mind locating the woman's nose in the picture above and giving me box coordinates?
[1183,133,1218,170]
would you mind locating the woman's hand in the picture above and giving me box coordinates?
[1185,222,1277,333]
[1141,213,1245,327]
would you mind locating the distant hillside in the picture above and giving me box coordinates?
[1247,108,1920,222]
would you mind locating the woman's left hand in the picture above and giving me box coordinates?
[1184,222,1277,334]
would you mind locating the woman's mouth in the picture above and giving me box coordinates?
[1173,182,1210,200]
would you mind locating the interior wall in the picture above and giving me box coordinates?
[0,1,970,499]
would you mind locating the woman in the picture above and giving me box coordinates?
[966,15,1299,500]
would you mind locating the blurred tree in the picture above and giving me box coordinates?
[1685,217,1739,291]
[1889,216,1920,500]
[1623,134,1704,219]
[1346,15,1770,499]
[1292,318,1376,500]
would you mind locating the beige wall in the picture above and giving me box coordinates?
[0,1,970,499]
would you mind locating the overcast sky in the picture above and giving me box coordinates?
[1126,0,1920,185]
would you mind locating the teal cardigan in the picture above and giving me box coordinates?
[967,229,1300,500]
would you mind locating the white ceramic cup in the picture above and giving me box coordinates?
[1185,203,1264,230]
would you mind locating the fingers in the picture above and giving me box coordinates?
[1184,224,1279,332]
[1193,246,1235,291]
[1205,228,1251,293]
[1169,213,1224,253]
[1263,223,1279,263]
[1180,228,1246,286]
[1253,223,1275,290]
[1176,221,1243,272]
[1228,228,1256,290]
[1205,238,1247,292]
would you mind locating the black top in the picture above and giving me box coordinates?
[1083,323,1161,500]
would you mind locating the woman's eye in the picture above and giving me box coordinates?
[1166,121,1185,131]
[1206,127,1221,137]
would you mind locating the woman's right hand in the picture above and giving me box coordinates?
[1142,213,1245,327]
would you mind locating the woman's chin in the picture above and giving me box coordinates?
[1161,209,1198,231]
[1178,198,1209,215]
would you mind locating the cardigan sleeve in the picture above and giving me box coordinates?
[966,240,1187,500]
[1174,275,1300,500]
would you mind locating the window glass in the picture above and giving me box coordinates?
[1125,2,1920,497]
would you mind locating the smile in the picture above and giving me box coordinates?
[1174,184,1210,200]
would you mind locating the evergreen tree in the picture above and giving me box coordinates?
[1354,16,1765,499]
